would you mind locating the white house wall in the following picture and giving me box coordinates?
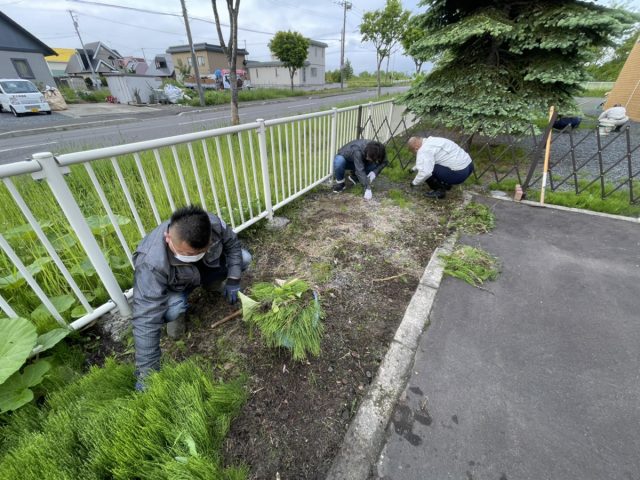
[105,75,163,103]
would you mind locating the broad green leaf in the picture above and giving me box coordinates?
[238,292,259,319]
[0,258,52,290]
[0,317,37,384]
[34,329,70,354]
[71,305,88,319]
[70,258,97,277]
[86,214,131,234]
[0,360,50,413]
[51,233,79,250]
[30,295,76,324]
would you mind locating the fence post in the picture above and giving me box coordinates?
[31,152,132,318]
[329,107,338,177]
[256,119,274,220]
[387,102,395,143]
[356,105,363,139]
[365,102,373,140]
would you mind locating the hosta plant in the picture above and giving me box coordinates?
[0,317,69,413]
[239,278,324,361]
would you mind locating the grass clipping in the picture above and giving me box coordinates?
[239,278,324,361]
[441,246,500,288]
[450,202,495,234]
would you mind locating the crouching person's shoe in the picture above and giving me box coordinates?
[166,313,186,339]
[425,190,446,199]
[333,182,346,193]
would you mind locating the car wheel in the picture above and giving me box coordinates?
[10,107,21,117]
[46,110,52,115]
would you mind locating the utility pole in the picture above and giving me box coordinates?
[336,0,351,90]
[68,10,99,88]
[179,0,205,107]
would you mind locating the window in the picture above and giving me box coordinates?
[197,56,205,66]
[156,58,167,69]
[187,57,193,67]
[311,67,317,77]
[11,58,34,79]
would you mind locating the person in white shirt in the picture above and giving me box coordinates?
[408,136,474,199]
[598,104,629,131]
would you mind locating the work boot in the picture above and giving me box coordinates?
[425,189,446,199]
[166,313,186,339]
[333,182,346,193]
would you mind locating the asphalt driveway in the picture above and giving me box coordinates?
[376,198,640,480]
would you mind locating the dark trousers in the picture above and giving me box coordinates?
[428,163,474,189]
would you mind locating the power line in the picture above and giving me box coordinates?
[78,11,187,37]
[68,0,276,36]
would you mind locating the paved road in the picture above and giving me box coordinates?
[376,198,640,480]
[0,86,408,165]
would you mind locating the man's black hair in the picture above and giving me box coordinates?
[365,141,386,163]
[169,205,212,249]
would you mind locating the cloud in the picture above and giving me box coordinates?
[2,0,425,74]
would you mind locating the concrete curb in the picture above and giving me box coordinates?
[325,234,457,480]
[486,192,640,223]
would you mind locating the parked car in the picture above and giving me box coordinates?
[0,79,51,117]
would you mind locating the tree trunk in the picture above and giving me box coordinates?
[212,0,240,125]
[290,69,295,91]
[376,54,383,98]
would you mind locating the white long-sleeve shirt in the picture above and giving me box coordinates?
[599,106,627,122]
[412,137,472,185]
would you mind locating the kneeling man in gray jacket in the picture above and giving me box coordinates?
[132,204,251,384]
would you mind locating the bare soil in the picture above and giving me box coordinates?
[87,177,462,479]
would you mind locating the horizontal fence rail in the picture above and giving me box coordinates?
[0,100,415,332]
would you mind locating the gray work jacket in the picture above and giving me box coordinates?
[131,213,241,377]
[337,139,388,189]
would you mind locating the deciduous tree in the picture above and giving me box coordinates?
[360,0,410,97]
[211,0,241,125]
[269,31,310,91]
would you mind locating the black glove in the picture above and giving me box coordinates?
[223,278,241,304]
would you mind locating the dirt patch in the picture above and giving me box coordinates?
[90,177,462,479]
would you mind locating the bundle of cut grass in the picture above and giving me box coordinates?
[441,245,500,287]
[239,278,324,361]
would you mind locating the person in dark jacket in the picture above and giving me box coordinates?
[332,139,388,200]
[131,205,251,383]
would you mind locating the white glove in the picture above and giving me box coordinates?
[367,171,376,183]
[411,165,418,172]
[364,189,372,201]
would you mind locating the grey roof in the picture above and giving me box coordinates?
[309,40,328,48]
[166,42,249,56]
[0,11,56,56]
[246,60,310,68]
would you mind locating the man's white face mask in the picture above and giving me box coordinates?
[174,251,206,263]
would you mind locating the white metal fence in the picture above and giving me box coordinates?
[0,99,417,331]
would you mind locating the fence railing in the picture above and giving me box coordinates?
[0,99,414,331]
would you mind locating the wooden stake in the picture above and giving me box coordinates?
[210,309,242,329]
[540,106,555,205]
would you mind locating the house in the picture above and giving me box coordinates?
[246,40,327,88]
[147,54,174,77]
[65,41,122,78]
[0,11,56,87]
[604,36,640,121]
[45,48,76,79]
[166,42,248,78]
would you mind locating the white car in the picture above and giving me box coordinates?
[0,79,51,117]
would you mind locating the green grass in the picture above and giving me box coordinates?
[451,202,495,234]
[441,245,500,287]
[580,88,610,98]
[489,178,640,217]
[184,87,307,106]
[386,189,412,208]
[0,359,247,480]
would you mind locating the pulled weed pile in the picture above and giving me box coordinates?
[441,246,500,288]
[239,278,324,361]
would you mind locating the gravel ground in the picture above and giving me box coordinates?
[541,121,640,189]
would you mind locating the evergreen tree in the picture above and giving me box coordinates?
[586,28,639,81]
[402,1,638,135]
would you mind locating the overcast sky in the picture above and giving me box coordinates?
[1,0,427,74]
[3,0,638,75]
